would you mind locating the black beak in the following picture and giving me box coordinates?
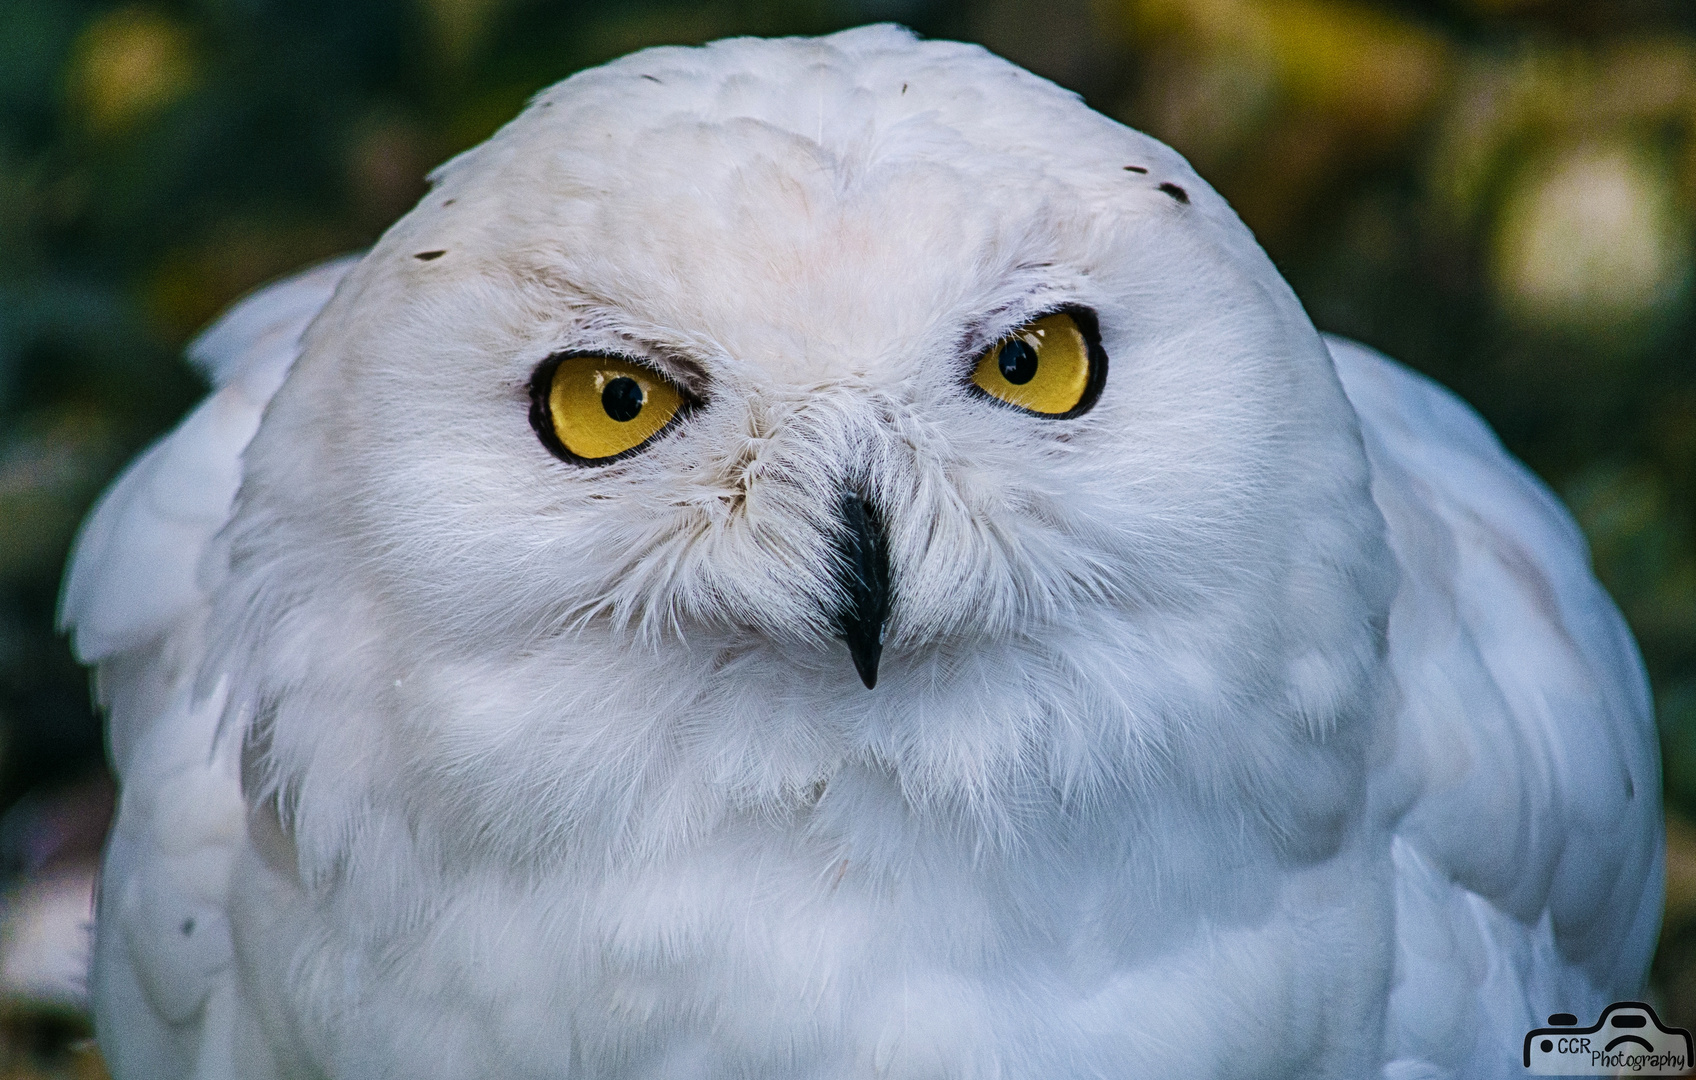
[834,491,891,689]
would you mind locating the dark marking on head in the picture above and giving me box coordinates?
[1158,182,1189,204]
[181,918,195,936]
[901,83,908,94]
[641,74,661,83]
[1123,165,1148,173]
[442,199,456,207]
[414,250,447,261]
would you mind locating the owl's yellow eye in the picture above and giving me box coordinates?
[970,310,1105,417]
[530,354,687,463]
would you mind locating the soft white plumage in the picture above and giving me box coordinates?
[60,25,1660,1079]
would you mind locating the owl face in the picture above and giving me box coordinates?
[226,28,1388,860]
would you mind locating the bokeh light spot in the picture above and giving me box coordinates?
[1492,140,1693,336]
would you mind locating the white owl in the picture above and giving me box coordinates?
[59,25,1661,1080]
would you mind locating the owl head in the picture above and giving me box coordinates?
[213,26,1392,873]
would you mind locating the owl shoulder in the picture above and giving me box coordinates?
[1330,335,1662,1074]
[58,256,356,1077]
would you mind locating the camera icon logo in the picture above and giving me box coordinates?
[1524,1001,1692,1075]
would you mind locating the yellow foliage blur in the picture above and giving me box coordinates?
[1123,0,1451,130]
[64,8,195,134]
[415,0,512,69]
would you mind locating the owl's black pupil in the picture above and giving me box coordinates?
[601,376,645,422]
[998,338,1039,385]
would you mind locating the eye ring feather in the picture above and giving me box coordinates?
[528,352,695,465]
[968,306,1108,419]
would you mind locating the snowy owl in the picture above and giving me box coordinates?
[59,24,1661,1080]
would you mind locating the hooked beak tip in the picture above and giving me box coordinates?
[849,636,882,690]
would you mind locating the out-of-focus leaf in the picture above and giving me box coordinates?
[0,408,119,588]
[0,2,83,150]
[1258,0,1450,131]
[1119,0,1452,140]
[1661,682,1696,809]
[415,0,515,71]
[1116,0,1451,240]
[63,8,197,135]
[144,223,356,343]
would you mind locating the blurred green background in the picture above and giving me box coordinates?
[2,0,1695,1072]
